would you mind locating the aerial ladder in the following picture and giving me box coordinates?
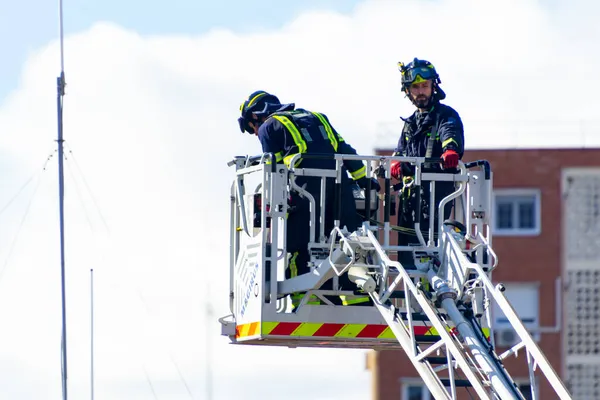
[219,152,573,400]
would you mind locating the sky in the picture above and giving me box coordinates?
[0,0,599,399]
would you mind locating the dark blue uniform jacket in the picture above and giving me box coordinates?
[257,108,364,251]
[393,102,464,174]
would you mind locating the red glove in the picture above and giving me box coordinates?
[391,161,402,179]
[441,149,459,169]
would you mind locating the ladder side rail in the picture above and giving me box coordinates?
[366,229,493,400]
[439,228,533,399]
[438,293,524,400]
[370,295,454,400]
[403,280,418,357]
[466,250,572,400]
[431,234,527,399]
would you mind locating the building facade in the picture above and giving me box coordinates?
[366,148,600,400]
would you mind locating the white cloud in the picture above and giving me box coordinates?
[0,0,598,398]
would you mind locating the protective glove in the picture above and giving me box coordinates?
[356,177,381,192]
[391,161,402,179]
[441,149,459,169]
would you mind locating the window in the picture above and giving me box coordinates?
[492,283,540,344]
[401,380,433,400]
[493,189,541,236]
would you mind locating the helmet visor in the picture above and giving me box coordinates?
[403,66,436,85]
[238,116,254,134]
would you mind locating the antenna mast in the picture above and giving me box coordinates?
[56,0,68,398]
[90,269,95,400]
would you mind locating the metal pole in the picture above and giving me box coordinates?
[90,269,95,400]
[206,280,213,400]
[56,0,68,398]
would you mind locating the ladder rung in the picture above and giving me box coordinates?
[414,335,441,343]
[440,379,472,388]
[399,312,447,322]
[423,357,448,364]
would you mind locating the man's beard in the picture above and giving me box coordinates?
[414,95,431,108]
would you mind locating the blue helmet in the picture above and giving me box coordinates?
[398,58,446,102]
[238,90,294,134]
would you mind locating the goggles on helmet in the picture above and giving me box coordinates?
[401,65,437,86]
[238,91,272,134]
[398,58,440,88]
[406,66,436,83]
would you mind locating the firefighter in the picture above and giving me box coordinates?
[391,58,465,266]
[238,90,379,308]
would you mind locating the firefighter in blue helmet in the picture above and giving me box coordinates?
[391,58,465,266]
[238,90,380,308]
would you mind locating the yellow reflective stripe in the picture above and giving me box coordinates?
[425,327,438,336]
[274,151,283,162]
[377,327,396,339]
[350,165,366,180]
[442,138,457,148]
[334,324,368,338]
[283,153,302,168]
[247,92,267,107]
[420,277,430,291]
[290,252,298,278]
[340,296,370,305]
[481,327,490,339]
[261,322,279,335]
[272,115,307,153]
[291,294,320,308]
[291,323,323,336]
[310,111,338,151]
